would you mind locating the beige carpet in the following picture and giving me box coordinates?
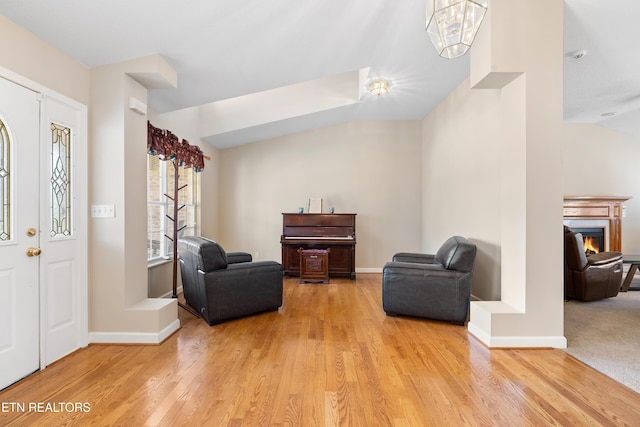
[564,280,640,394]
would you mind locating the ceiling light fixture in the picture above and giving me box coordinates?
[369,79,390,96]
[426,0,488,59]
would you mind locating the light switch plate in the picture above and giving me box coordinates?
[91,204,115,218]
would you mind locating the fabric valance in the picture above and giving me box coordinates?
[147,121,205,171]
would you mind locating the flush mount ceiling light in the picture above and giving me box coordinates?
[426,0,488,59]
[369,79,390,96]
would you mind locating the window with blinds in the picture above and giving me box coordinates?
[147,154,198,263]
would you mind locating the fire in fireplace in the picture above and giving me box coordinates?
[574,228,605,254]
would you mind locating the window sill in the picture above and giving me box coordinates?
[148,258,173,269]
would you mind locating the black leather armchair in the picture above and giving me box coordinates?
[564,226,623,301]
[382,236,477,325]
[178,236,283,325]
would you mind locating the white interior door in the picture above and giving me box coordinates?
[0,77,41,389]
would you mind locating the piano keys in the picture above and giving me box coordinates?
[281,213,356,279]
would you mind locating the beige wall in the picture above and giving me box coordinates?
[422,81,503,301]
[564,123,640,253]
[217,120,423,269]
[0,14,89,105]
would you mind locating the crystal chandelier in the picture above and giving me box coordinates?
[426,0,488,59]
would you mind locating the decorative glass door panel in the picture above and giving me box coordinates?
[0,119,10,242]
[50,123,72,238]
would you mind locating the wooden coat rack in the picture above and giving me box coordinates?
[147,121,208,317]
[164,158,200,317]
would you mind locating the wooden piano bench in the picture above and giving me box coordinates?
[298,248,330,284]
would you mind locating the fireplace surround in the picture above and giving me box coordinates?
[563,196,631,252]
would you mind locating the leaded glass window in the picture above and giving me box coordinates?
[0,119,10,241]
[50,123,72,237]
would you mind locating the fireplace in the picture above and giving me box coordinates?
[564,219,610,252]
[563,196,631,252]
[573,227,605,254]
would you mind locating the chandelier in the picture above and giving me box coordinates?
[426,0,488,59]
[369,80,390,96]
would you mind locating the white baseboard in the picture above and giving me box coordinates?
[356,268,383,273]
[468,323,567,349]
[89,319,181,345]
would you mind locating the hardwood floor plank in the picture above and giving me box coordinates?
[1,274,639,426]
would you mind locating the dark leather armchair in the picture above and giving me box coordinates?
[178,236,283,325]
[382,236,477,325]
[564,227,623,301]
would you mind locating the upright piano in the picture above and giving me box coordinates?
[281,213,356,279]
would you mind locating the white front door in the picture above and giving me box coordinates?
[0,75,87,390]
[0,77,41,389]
[40,97,87,366]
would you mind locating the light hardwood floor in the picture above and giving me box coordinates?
[1,274,639,426]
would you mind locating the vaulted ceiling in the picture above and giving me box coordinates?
[1,0,638,148]
[563,0,640,139]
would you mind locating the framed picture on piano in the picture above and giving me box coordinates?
[308,198,322,213]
